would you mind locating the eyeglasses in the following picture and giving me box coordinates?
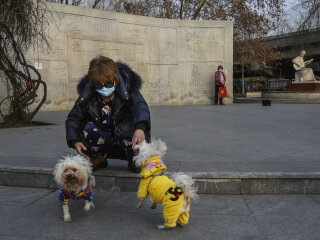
[95,81,114,90]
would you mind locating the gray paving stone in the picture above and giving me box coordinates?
[190,195,250,216]
[236,161,320,173]
[3,186,320,240]
[179,162,239,172]
[308,194,320,203]
[241,179,307,194]
[0,185,53,207]
[244,195,320,217]
[0,235,31,240]
[307,179,320,194]
[165,214,266,240]
[254,214,320,240]
[1,104,320,172]
[197,179,242,194]
[243,195,320,240]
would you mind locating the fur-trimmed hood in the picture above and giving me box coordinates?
[77,61,142,95]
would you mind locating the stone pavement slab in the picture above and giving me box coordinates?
[2,185,320,240]
[0,104,319,171]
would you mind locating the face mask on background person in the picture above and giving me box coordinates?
[219,69,223,72]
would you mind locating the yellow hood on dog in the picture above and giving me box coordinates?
[140,156,167,178]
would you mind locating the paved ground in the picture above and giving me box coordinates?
[2,185,320,240]
[0,104,320,173]
[1,104,320,238]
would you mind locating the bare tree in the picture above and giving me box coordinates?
[0,0,49,126]
[277,0,320,33]
[297,0,320,31]
[121,0,284,86]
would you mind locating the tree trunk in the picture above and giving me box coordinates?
[242,63,245,95]
[164,0,173,19]
[179,0,184,19]
[192,0,207,20]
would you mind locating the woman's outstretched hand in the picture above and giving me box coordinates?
[132,129,145,148]
[74,142,89,158]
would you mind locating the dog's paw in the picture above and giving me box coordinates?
[90,202,95,210]
[136,200,144,209]
[64,216,72,223]
[83,205,90,211]
[155,224,167,230]
[177,220,185,227]
[151,203,157,209]
[83,202,95,211]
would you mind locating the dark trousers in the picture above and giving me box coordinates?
[82,122,134,162]
[215,85,223,104]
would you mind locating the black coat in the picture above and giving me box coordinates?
[65,62,151,148]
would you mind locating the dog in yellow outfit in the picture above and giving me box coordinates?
[134,139,198,230]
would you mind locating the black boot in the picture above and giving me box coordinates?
[90,154,108,171]
[128,161,140,173]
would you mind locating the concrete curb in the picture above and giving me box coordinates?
[1,166,320,194]
[234,97,320,104]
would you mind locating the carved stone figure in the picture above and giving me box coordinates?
[292,50,316,82]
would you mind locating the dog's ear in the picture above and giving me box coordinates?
[77,155,92,174]
[53,159,66,187]
[133,139,167,168]
[149,139,167,157]
[133,143,140,155]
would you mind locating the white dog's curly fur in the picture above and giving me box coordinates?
[133,138,167,167]
[54,155,95,190]
[53,155,95,222]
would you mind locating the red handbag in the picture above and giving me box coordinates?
[219,86,228,98]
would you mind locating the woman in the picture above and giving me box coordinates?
[214,65,226,105]
[65,56,150,172]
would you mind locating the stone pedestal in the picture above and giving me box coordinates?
[289,82,320,91]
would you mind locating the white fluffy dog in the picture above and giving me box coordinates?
[53,155,95,222]
[134,139,198,229]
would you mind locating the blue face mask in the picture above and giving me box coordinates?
[219,69,223,72]
[95,86,115,97]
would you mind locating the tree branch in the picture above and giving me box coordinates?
[179,0,184,19]
[192,0,207,20]
[92,0,101,8]
[164,0,173,19]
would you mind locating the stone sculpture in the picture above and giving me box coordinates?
[292,50,316,82]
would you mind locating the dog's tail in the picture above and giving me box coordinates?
[170,172,198,201]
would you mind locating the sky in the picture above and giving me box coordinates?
[284,0,299,10]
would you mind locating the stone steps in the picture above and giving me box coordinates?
[1,166,320,194]
[234,97,320,104]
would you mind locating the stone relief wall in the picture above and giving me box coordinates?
[22,3,233,111]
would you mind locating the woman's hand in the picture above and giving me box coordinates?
[132,129,145,148]
[74,142,89,158]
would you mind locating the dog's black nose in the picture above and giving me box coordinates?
[66,173,72,179]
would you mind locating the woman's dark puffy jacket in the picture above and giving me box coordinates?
[65,62,151,148]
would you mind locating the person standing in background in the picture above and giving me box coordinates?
[214,65,226,105]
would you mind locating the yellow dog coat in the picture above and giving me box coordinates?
[137,156,190,227]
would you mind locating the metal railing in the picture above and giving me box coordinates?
[266,79,293,91]
[233,78,294,93]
